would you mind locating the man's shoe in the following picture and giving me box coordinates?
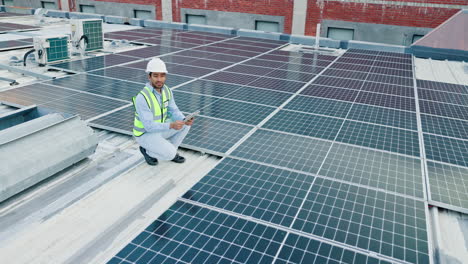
[171,153,185,163]
[139,147,158,166]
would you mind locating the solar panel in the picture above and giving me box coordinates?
[204,71,257,86]
[336,121,420,156]
[182,116,253,154]
[263,111,344,140]
[231,129,332,174]
[104,33,146,41]
[0,39,33,51]
[418,88,467,106]
[137,38,200,48]
[109,201,287,264]
[257,54,294,62]
[0,83,79,106]
[165,63,214,77]
[277,233,391,264]
[265,69,316,83]
[39,92,128,120]
[330,63,372,72]
[291,57,333,67]
[182,58,234,69]
[374,60,413,71]
[0,22,40,32]
[279,63,325,74]
[171,91,219,113]
[320,143,424,198]
[336,57,374,66]
[347,104,418,130]
[117,46,183,58]
[200,99,276,125]
[322,68,369,81]
[284,95,353,118]
[417,79,468,94]
[300,85,359,102]
[183,158,314,227]
[243,58,285,68]
[313,76,365,89]
[421,114,468,140]
[355,92,416,111]
[341,52,377,61]
[176,79,242,97]
[427,161,468,213]
[45,74,141,102]
[89,105,133,135]
[204,53,246,63]
[424,133,468,167]
[223,86,293,107]
[370,67,413,78]
[419,100,468,120]
[227,64,274,76]
[247,77,305,93]
[158,54,197,64]
[49,54,140,72]
[292,177,429,264]
[366,74,413,87]
[212,42,270,53]
[360,82,415,97]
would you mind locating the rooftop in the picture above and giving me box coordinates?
[0,8,467,264]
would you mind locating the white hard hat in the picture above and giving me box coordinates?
[146,58,168,73]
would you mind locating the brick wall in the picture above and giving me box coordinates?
[171,0,294,34]
[305,0,466,36]
[96,0,162,19]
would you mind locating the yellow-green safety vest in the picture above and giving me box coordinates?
[132,85,172,137]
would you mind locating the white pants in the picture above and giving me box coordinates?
[135,125,190,161]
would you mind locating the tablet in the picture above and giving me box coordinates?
[183,110,200,122]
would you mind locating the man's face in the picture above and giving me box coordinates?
[148,72,166,89]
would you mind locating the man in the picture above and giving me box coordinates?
[133,58,193,166]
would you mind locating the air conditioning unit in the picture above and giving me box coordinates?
[33,36,70,64]
[70,19,104,52]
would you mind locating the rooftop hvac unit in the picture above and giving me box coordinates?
[70,19,104,52]
[33,36,70,65]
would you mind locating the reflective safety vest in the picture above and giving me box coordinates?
[132,85,172,137]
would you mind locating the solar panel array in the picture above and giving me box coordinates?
[0,38,33,51]
[0,21,39,33]
[1,26,467,263]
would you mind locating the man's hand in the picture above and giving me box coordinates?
[170,120,185,130]
[185,117,194,126]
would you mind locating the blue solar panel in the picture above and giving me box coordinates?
[231,129,332,174]
[424,133,468,167]
[419,100,468,120]
[284,95,353,118]
[301,85,359,102]
[421,114,468,140]
[417,79,468,94]
[355,92,416,111]
[418,88,467,106]
[360,82,414,97]
[49,54,140,72]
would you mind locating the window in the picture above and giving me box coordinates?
[41,1,56,9]
[255,21,279,33]
[134,10,152,20]
[412,34,424,44]
[2,0,14,6]
[327,27,354,41]
[186,14,206,25]
[79,4,95,13]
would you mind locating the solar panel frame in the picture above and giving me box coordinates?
[347,103,418,131]
[421,114,468,140]
[48,54,140,72]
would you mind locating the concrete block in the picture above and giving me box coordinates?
[0,114,98,203]
[69,12,104,20]
[144,20,185,30]
[289,35,341,49]
[104,15,128,24]
[187,24,234,36]
[237,29,282,40]
[130,18,144,27]
[4,6,35,14]
[348,40,406,53]
[45,10,69,19]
